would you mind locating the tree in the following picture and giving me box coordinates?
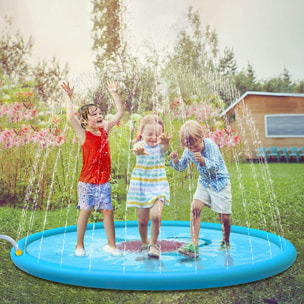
[261,77,282,93]
[166,7,219,77]
[91,0,125,70]
[281,67,292,92]
[90,51,158,114]
[162,7,223,102]
[246,64,257,87]
[32,57,69,104]
[261,68,294,93]
[294,80,304,93]
[218,47,237,76]
[233,63,261,95]
[90,0,163,114]
[0,16,33,82]
[0,16,69,105]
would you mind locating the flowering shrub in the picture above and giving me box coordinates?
[0,101,38,123]
[201,124,241,149]
[15,91,35,101]
[0,85,69,209]
[0,125,66,149]
[170,98,221,122]
[0,100,66,149]
[0,85,66,149]
[169,98,241,149]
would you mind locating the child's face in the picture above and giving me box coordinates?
[142,123,163,147]
[186,142,204,153]
[86,106,103,129]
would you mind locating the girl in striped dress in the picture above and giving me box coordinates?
[127,114,172,258]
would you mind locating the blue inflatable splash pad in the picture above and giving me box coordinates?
[10,221,296,290]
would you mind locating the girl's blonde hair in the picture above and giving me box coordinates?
[134,114,164,143]
[179,120,204,147]
[77,104,102,129]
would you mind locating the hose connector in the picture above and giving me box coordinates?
[0,234,23,256]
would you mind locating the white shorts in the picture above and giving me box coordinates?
[193,182,232,214]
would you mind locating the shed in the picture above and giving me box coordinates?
[220,91,304,160]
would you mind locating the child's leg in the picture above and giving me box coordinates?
[190,199,204,247]
[150,199,164,244]
[137,208,150,244]
[102,209,116,248]
[76,210,91,249]
[218,213,231,243]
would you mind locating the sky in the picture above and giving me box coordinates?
[0,0,304,81]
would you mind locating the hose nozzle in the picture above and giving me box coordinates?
[0,234,22,256]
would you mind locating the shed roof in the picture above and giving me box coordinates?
[220,91,304,118]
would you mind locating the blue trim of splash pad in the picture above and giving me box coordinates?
[10,221,297,290]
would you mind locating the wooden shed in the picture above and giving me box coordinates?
[220,92,304,160]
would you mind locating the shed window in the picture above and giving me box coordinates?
[265,114,304,137]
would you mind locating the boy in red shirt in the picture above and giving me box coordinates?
[62,81,124,256]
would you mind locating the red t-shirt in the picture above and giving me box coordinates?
[79,128,111,184]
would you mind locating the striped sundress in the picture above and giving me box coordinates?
[126,141,170,208]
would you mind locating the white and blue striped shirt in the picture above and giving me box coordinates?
[127,141,170,208]
[169,138,230,192]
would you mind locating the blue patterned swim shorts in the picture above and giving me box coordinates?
[77,181,112,211]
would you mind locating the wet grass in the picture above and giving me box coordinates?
[0,163,303,304]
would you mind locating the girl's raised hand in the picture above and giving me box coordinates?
[106,81,118,94]
[61,82,74,99]
[158,133,173,146]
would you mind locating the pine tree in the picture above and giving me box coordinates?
[218,47,237,76]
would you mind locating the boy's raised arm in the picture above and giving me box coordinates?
[105,81,125,132]
[61,82,74,122]
[61,82,85,143]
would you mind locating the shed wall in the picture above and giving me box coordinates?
[230,95,304,159]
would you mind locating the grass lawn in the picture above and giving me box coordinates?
[0,163,303,304]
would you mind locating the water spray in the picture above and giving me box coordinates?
[0,235,22,256]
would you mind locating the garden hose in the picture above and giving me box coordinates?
[0,234,22,256]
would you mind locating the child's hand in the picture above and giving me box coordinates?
[170,151,179,164]
[107,81,118,94]
[193,152,205,166]
[61,82,74,99]
[131,146,150,156]
[158,133,173,146]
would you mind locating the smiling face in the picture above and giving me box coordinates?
[87,106,103,129]
[78,104,103,130]
[141,123,163,147]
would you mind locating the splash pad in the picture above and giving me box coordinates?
[10,221,296,290]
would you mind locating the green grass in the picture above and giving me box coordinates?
[1,163,303,304]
